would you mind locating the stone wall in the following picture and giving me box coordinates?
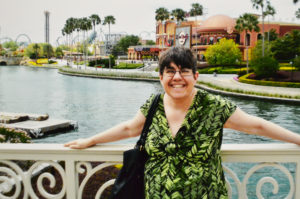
[0,56,23,65]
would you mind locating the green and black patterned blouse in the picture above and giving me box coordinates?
[140,89,237,199]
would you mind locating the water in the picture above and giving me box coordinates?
[1,66,299,144]
[1,65,299,198]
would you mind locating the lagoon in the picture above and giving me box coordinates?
[0,65,299,144]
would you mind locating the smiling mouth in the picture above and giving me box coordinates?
[171,85,185,88]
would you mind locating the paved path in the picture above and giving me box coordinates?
[56,60,300,98]
[198,74,300,97]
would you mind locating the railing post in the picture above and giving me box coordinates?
[65,160,77,199]
[295,160,300,198]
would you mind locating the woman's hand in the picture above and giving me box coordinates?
[64,138,94,149]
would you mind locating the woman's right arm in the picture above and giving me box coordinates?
[64,110,146,149]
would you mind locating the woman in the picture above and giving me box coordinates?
[65,47,300,198]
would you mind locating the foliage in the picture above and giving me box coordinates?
[24,43,42,59]
[88,57,115,68]
[103,15,116,26]
[2,41,19,51]
[250,55,279,77]
[41,43,54,58]
[155,7,170,21]
[293,56,300,70]
[235,13,260,45]
[24,43,55,59]
[0,126,31,143]
[296,8,300,19]
[114,62,143,69]
[204,38,242,66]
[170,8,186,22]
[264,29,278,41]
[55,47,64,58]
[198,66,249,75]
[271,30,300,61]
[0,50,6,56]
[251,40,273,60]
[118,35,140,53]
[239,73,300,88]
[189,3,203,17]
[146,40,156,45]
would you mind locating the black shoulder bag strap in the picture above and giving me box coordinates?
[136,93,160,149]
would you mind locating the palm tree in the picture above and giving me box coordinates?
[235,13,260,73]
[251,0,275,56]
[190,3,203,60]
[103,15,116,69]
[89,14,101,62]
[155,7,170,48]
[171,8,186,25]
[80,17,92,68]
[264,4,276,42]
[296,8,300,19]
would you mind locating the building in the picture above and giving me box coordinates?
[128,14,300,61]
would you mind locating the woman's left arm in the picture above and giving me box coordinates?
[224,107,300,145]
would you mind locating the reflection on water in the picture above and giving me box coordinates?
[0,66,299,144]
[1,66,299,198]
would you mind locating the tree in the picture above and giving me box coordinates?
[112,35,140,56]
[24,43,42,59]
[170,8,186,24]
[296,8,300,19]
[252,40,273,60]
[250,55,279,77]
[55,47,63,58]
[155,7,170,48]
[251,0,276,56]
[271,30,300,61]
[80,17,92,67]
[146,40,156,45]
[103,15,116,69]
[190,3,203,59]
[89,14,101,60]
[264,4,276,42]
[41,43,54,59]
[263,28,278,41]
[103,15,116,46]
[204,38,242,66]
[235,13,260,73]
[2,41,18,51]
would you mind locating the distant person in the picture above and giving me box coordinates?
[65,46,300,198]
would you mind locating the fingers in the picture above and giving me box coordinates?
[64,140,77,147]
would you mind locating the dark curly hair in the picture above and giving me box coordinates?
[158,46,197,75]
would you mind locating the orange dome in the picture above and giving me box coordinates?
[200,15,236,33]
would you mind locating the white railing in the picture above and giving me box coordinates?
[0,143,300,199]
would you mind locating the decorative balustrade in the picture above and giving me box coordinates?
[0,143,300,199]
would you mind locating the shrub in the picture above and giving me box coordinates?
[114,63,143,69]
[250,56,279,77]
[204,38,242,66]
[89,58,115,68]
[239,73,300,88]
[293,56,300,71]
[0,126,31,143]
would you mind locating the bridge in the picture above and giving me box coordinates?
[0,143,299,198]
[0,56,22,65]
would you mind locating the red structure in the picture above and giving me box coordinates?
[147,14,300,61]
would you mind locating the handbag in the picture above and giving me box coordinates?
[109,94,160,199]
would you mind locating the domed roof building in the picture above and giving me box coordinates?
[199,15,236,33]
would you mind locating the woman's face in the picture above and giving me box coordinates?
[160,62,198,100]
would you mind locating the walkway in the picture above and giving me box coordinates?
[198,74,300,98]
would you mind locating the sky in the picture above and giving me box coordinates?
[0,0,299,46]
